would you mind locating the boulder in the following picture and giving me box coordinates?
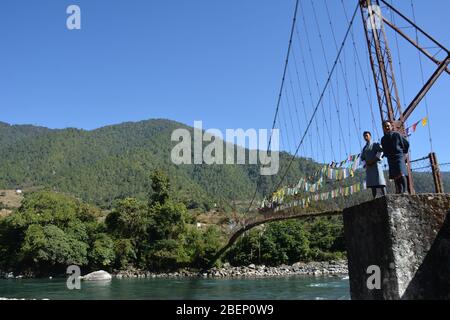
[81,270,112,281]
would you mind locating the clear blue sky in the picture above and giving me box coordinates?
[0,0,449,163]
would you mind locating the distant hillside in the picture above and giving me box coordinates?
[0,119,318,209]
[0,119,447,209]
[411,171,450,193]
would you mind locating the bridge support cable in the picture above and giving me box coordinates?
[297,4,340,163]
[298,3,347,158]
[287,66,308,156]
[279,100,294,154]
[339,0,380,140]
[297,0,337,162]
[292,33,328,161]
[290,52,315,158]
[273,3,360,193]
[309,0,362,153]
[242,0,300,216]
[410,0,434,153]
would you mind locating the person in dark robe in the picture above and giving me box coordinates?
[380,121,410,194]
[361,131,386,198]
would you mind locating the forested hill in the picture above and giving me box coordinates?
[1,119,448,210]
[0,119,318,209]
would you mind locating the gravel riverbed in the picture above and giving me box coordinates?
[114,260,348,279]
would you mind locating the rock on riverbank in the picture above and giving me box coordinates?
[113,260,348,279]
[1,261,348,280]
[81,270,112,281]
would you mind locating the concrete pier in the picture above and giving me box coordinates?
[343,194,450,300]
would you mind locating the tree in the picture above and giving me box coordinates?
[263,221,310,264]
[0,191,98,274]
[225,231,261,266]
[226,221,310,266]
[306,217,345,261]
[113,238,136,269]
[149,201,187,241]
[105,197,150,267]
[20,224,88,273]
[146,238,189,271]
[106,198,150,239]
[149,169,170,206]
[89,233,115,269]
[186,225,223,268]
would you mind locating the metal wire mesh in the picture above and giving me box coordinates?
[410,156,432,173]
[410,156,449,193]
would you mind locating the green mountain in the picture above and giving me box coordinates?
[0,119,317,209]
[0,119,448,210]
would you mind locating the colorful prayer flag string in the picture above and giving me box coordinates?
[269,181,368,212]
[406,117,428,137]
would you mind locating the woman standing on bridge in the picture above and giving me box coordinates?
[361,131,386,198]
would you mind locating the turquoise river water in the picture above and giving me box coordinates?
[0,275,349,300]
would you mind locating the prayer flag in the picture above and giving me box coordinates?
[422,117,428,127]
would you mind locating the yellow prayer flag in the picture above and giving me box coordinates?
[422,117,428,127]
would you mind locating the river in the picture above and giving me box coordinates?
[0,275,349,300]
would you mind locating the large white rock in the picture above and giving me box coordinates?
[81,270,112,281]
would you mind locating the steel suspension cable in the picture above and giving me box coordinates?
[410,0,434,152]
[243,0,300,215]
[273,3,360,192]
[339,0,380,140]
[313,0,361,152]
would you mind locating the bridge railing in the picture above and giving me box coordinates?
[410,153,445,193]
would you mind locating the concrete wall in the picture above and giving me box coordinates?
[343,194,450,300]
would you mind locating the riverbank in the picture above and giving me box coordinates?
[114,260,348,279]
[1,260,348,280]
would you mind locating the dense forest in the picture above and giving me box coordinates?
[0,120,321,210]
[0,171,345,276]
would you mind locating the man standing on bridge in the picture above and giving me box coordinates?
[381,121,410,194]
[361,131,386,198]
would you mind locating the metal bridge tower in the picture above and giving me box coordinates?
[359,0,450,194]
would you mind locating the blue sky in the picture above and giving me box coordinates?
[0,0,449,164]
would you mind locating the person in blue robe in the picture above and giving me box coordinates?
[380,121,410,194]
[361,131,386,198]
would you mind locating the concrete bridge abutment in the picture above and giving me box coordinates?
[343,194,450,300]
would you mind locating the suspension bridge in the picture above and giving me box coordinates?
[211,0,450,268]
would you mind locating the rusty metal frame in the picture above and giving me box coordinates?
[402,54,450,121]
[379,0,450,60]
[429,152,444,193]
[381,18,450,75]
[377,0,450,123]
